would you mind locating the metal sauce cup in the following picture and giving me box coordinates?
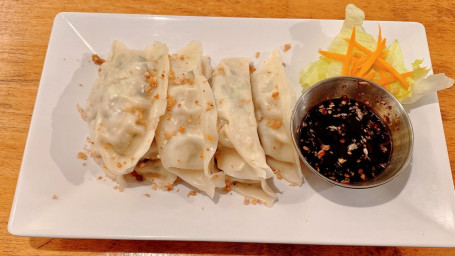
[291,76,413,188]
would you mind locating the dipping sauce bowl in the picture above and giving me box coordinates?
[291,76,413,188]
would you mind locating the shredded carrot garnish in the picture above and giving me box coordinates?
[378,69,391,90]
[351,55,368,76]
[363,69,377,81]
[342,27,356,76]
[353,52,363,58]
[348,56,359,76]
[376,58,410,89]
[376,71,413,85]
[318,25,417,91]
[384,83,391,91]
[341,37,411,89]
[357,36,386,77]
[381,50,389,58]
[319,50,345,61]
[379,69,388,80]
[348,55,361,76]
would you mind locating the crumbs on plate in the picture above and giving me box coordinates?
[77,152,87,160]
[283,43,291,52]
[187,190,197,197]
[76,104,87,121]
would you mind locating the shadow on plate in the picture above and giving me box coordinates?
[302,156,413,208]
[286,20,333,93]
[50,53,97,185]
[288,19,333,67]
[404,92,439,113]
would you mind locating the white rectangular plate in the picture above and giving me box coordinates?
[8,13,455,246]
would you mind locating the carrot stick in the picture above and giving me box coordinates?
[351,55,368,76]
[347,56,359,76]
[383,83,391,91]
[382,50,389,58]
[376,59,410,89]
[357,26,384,77]
[378,69,388,80]
[357,38,386,77]
[342,27,356,76]
[401,71,414,77]
[376,71,413,85]
[318,50,345,61]
[318,50,366,62]
[343,38,373,54]
[349,55,360,76]
[363,69,377,80]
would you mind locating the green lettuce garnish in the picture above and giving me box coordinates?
[299,3,453,104]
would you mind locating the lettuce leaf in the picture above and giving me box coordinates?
[299,3,453,104]
[401,74,454,104]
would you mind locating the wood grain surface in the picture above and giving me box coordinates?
[1,0,455,255]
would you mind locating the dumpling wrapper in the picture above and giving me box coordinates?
[228,177,277,207]
[85,41,169,181]
[251,50,303,185]
[120,140,178,190]
[155,41,224,198]
[201,56,213,81]
[133,159,178,190]
[212,57,276,206]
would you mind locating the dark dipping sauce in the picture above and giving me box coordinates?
[298,96,392,184]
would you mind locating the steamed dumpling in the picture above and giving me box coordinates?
[251,50,303,185]
[212,57,276,206]
[155,41,224,198]
[85,41,169,181]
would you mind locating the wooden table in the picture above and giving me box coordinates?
[1,0,455,255]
